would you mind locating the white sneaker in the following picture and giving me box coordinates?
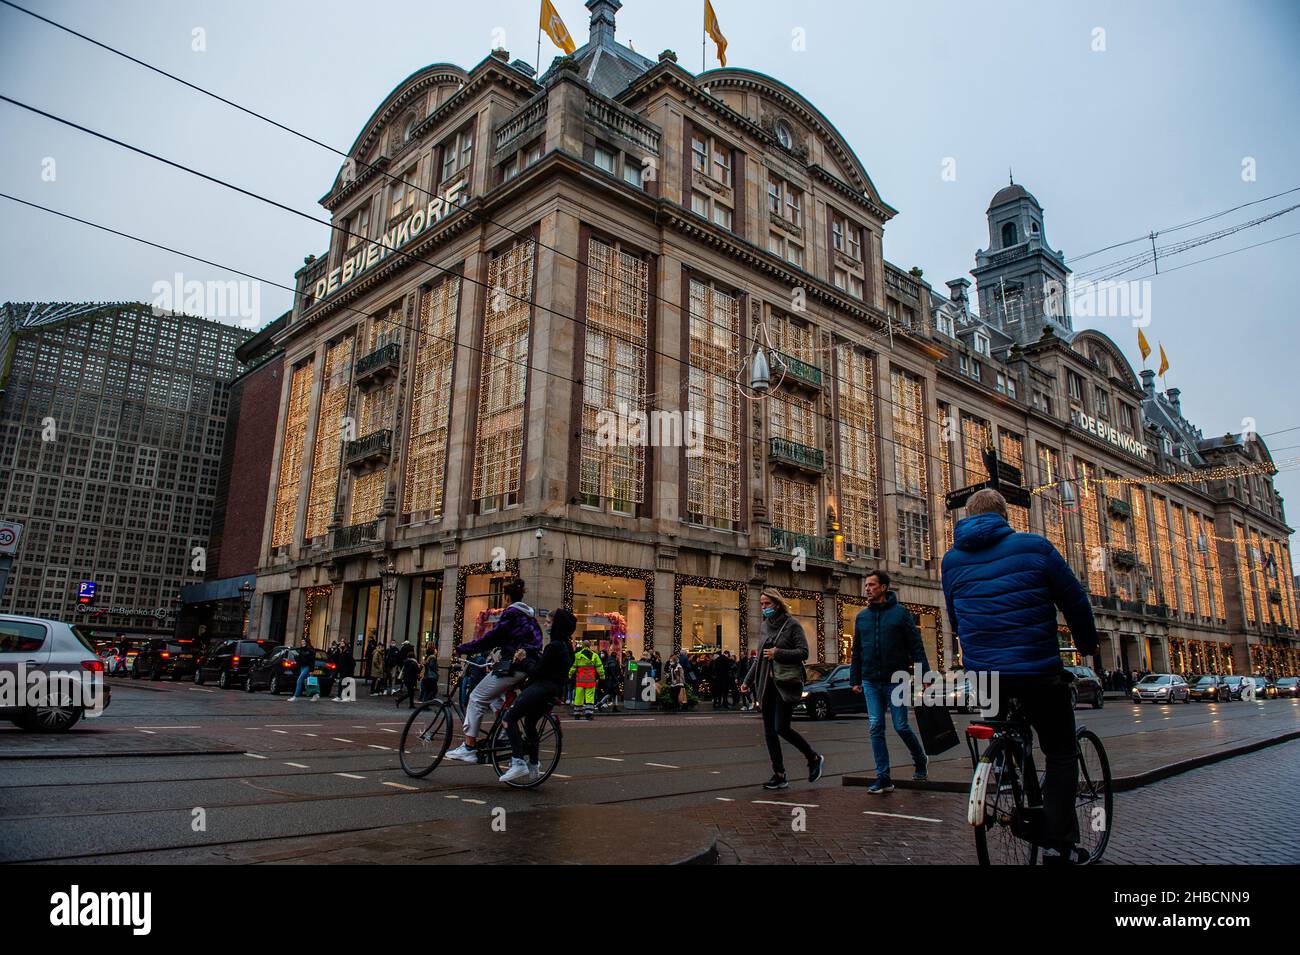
[444,744,479,763]
[331,696,341,702]
[499,758,530,784]
[528,762,541,781]
[309,695,318,702]
[287,696,297,702]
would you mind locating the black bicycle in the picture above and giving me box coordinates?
[965,695,1113,865]
[398,660,563,788]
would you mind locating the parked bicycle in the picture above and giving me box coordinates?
[964,694,1113,865]
[398,659,563,788]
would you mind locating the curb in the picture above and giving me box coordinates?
[0,748,243,760]
[842,729,1300,794]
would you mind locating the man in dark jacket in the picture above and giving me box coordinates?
[711,651,734,709]
[445,577,543,762]
[941,488,1099,863]
[850,569,929,792]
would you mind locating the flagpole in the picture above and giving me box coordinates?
[536,19,543,76]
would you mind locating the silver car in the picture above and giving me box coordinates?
[0,614,111,732]
[1130,672,1190,704]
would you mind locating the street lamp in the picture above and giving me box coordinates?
[378,558,397,649]
[238,579,254,638]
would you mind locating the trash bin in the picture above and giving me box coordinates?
[624,659,657,710]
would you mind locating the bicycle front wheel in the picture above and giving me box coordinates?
[399,700,453,778]
[971,737,1038,865]
[1074,728,1113,864]
[490,712,564,789]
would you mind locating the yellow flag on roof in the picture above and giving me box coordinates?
[704,0,728,66]
[1158,343,1170,377]
[1137,327,1151,362]
[540,0,576,55]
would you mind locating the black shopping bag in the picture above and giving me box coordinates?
[913,702,959,756]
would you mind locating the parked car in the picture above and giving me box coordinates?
[796,664,866,720]
[1131,672,1190,703]
[1187,674,1233,702]
[132,638,199,681]
[1274,676,1299,698]
[194,639,274,689]
[246,646,335,696]
[1247,675,1277,700]
[1,614,111,732]
[1065,665,1105,708]
[1219,675,1252,700]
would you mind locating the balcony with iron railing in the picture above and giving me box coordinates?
[332,519,378,551]
[494,96,548,154]
[345,429,393,470]
[768,436,825,474]
[1111,547,1138,570]
[584,96,662,154]
[772,351,823,391]
[1107,498,1132,521]
[768,526,835,562]
[354,341,400,386]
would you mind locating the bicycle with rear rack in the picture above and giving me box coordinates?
[398,659,563,788]
[964,694,1113,865]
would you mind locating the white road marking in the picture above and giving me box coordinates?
[383,781,418,791]
[862,810,942,823]
[711,771,722,775]
[753,800,818,808]
[368,744,391,751]
[335,773,366,780]
[594,756,624,762]
[244,752,267,759]
[271,730,289,734]
[462,798,486,805]
[444,794,460,799]
[265,724,322,727]
[352,725,368,729]
[376,722,405,726]
[304,733,318,737]
[645,762,680,769]
[380,728,399,734]
[134,725,201,729]
[623,718,654,721]
[332,737,355,743]
[284,762,309,769]
[553,773,572,779]
[189,687,215,693]
[716,797,736,802]
[138,730,155,735]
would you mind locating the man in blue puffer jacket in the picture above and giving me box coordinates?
[941,488,1099,863]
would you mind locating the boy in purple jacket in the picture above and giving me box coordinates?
[445,577,543,762]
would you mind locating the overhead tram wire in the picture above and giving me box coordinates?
[3,103,1295,512]
[6,0,1294,443]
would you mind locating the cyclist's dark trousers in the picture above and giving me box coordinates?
[761,686,815,775]
[990,673,1079,852]
[505,680,559,762]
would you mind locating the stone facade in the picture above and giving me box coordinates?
[250,1,1298,678]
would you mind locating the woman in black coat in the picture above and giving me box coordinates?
[740,588,824,790]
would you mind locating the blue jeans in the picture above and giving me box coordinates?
[862,680,926,778]
[293,666,313,698]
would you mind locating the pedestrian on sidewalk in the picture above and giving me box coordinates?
[332,639,356,701]
[602,649,623,712]
[849,569,929,793]
[740,588,823,790]
[665,654,686,711]
[369,641,386,695]
[395,643,421,708]
[418,651,439,703]
[289,638,317,702]
[711,650,734,709]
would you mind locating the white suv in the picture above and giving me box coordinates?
[1,614,112,732]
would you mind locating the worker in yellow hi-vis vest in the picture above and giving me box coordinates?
[569,641,605,721]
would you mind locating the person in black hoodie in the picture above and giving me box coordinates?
[499,609,576,784]
[331,640,356,702]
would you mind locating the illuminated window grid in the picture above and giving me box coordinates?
[1204,515,1225,621]
[770,475,817,534]
[1264,537,1285,628]
[358,378,396,438]
[1077,459,1106,595]
[271,364,314,547]
[580,239,648,506]
[350,468,385,524]
[1235,525,1257,625]
[1152,494,1178,611]
[769,392,816,446]
[836,346,879,555]
[1131,491,1156,605]
[1036,445,1067,558]
[961,414,990,487]
[305,336,354,540]
[1171,505,1198,617]
[767,313,815,364]
[1252,532,1270,625]
[999,429,1029,533]
[686,279,741,526]
[403,278,459,520]
[891,369,930,562]
[472,240,534,502]
[938,402,954,555]
[1280,542,1298,630]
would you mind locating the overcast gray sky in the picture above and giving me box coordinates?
[2,0,1297,507]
